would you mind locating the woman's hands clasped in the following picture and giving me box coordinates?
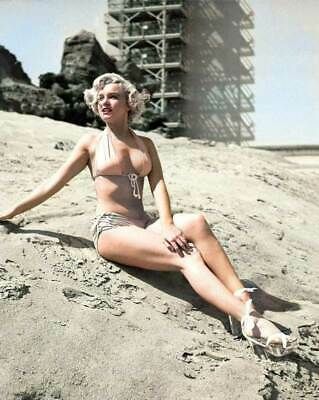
[162,223,194,256]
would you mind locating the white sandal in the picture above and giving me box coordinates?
[228,287,257,336]
[229,287,297,357]
[241,299,298,357]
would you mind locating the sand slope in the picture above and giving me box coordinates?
[0,111,318,399]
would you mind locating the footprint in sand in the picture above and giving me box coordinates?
[62,287,124,316]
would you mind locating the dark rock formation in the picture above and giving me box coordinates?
[0,45,31,84]
[0,46,66,120]
[0,80,66,120]
[61,30,117,84]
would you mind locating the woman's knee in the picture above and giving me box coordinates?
[176,213,212,239]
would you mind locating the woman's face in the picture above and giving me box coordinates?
[97,83,130,123]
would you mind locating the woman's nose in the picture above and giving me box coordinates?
[100,97,109,106]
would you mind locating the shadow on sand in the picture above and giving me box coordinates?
[1,221,94,249]
[1,221,301,335]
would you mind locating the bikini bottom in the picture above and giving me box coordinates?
[91,211,154,250]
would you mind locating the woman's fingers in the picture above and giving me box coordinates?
[172,232,190,250]
[175,237,187,250]
[164,239,176,252]
[162,225,194,256]
[164,235,194,257]
[170,239,180,252]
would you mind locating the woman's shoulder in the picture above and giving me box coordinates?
[76,131,101,151]
[135,133,155,149]
[137,135,159,159]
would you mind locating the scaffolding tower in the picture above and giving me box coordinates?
[106,0,255,142]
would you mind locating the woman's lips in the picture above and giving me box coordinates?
[102,108,112,115]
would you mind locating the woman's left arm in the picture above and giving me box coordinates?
[144,137,190,253]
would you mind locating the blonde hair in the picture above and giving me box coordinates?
[83,72,149,122]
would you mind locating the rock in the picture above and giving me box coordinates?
[0,45,31,84]
[39,72,68,90]
[54,140,75,151]
[0,79,66,120]
[61,30,116,84]
[0,45,66,120]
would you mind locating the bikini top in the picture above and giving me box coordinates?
[92,129,152,200]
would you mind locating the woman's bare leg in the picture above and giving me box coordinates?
[98,224,292,344]
[97,225,245,320]
[146,213,250,301]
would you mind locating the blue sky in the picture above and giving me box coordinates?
[251,0,319,144]
[0,0,318,145]
[0,0,106,83]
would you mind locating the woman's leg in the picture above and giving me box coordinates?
[98,224,293,346]
[146,213,250,301]
[97,225,245,320]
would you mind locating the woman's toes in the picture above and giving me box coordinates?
[255,318,284,343]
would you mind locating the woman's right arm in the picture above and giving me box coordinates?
[0,134,92,221]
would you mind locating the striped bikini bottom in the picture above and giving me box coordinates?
[91,212,154,250]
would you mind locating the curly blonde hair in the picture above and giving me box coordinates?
[83,73,149,122]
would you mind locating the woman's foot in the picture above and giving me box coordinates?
[241,300,298,357]
[229,287,257,336]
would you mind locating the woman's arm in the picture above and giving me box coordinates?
[144,137,189,253]
[144,137,173,227]
[0,134,92,220]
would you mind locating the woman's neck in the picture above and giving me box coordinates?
[105,121,131,140]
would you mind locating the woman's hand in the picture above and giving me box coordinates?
[162,223,193,256]
[0,208,16,221]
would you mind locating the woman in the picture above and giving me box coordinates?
[0,73,296,357]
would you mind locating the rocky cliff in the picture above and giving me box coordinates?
[0,45,31,84]
[0,31,118,127]
[0,46,66,120]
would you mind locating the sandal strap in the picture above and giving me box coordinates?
[234,287,257,297]
[266,332,288,348]
[241,299,256,330]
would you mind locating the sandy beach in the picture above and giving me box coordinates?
[0,111,318,399]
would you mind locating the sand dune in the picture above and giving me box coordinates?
[0,111,318,399]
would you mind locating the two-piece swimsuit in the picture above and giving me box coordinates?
[91,129,153,250]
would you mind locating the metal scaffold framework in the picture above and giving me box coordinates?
[209,0,255,142]
[105,0,255,142]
